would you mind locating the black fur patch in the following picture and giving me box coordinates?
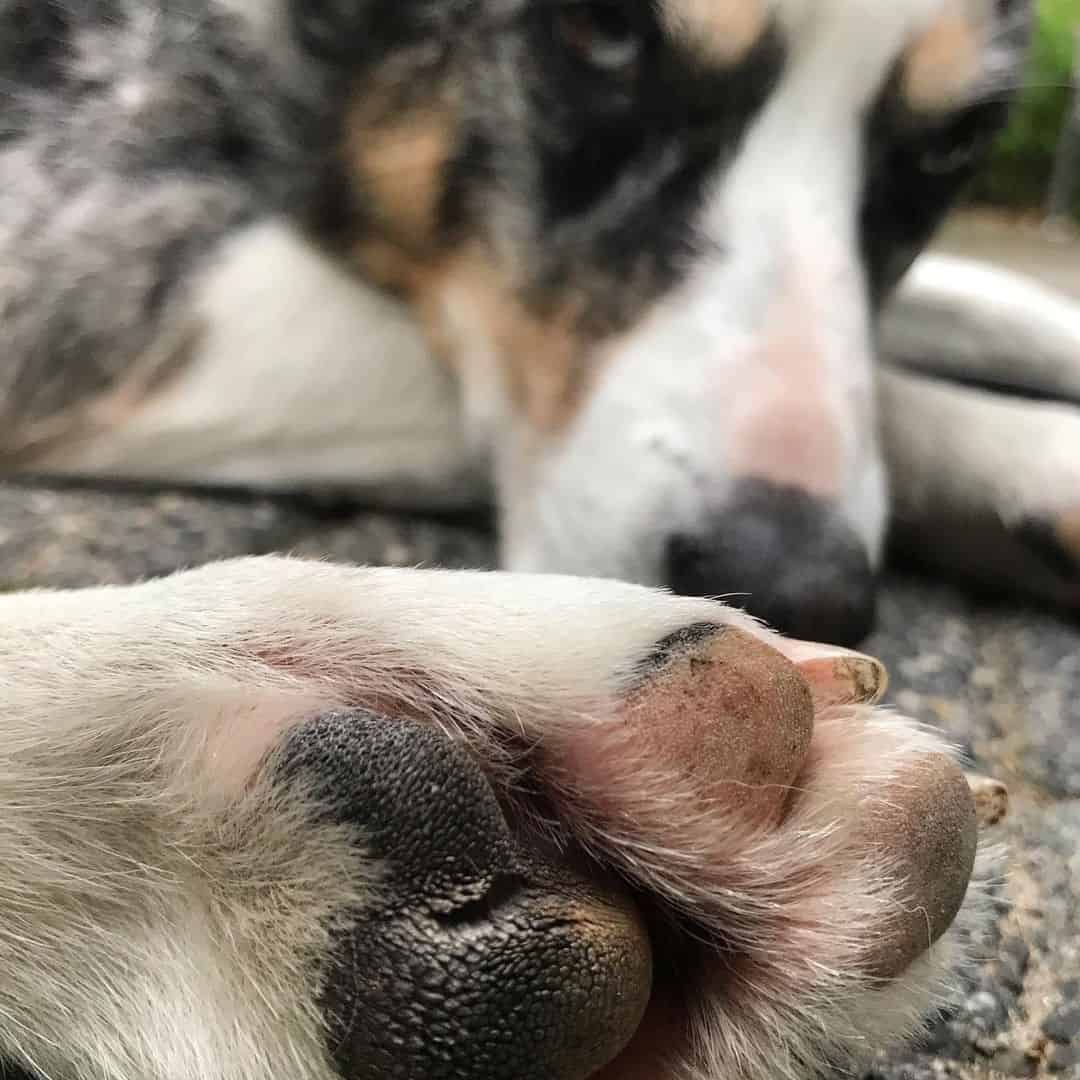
[859,4,1032,306]
[513,12,787,329]
[638,622,727,678]
[0,1063,39,1079]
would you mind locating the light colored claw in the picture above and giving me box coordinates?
[964,771,1009,828]
[777,639,889,710]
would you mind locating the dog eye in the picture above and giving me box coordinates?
[554,2,642,74]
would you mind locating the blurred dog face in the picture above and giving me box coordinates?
[1,0,1030,643]
[310,0,1026,642]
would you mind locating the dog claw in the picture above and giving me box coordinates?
[964,771,1009,828]
[778,639,889,709]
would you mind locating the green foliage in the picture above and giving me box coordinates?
[971,0,1079,218]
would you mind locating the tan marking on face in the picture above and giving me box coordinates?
[659,0,768,65]
[345,100,455,250]
[341,62,673,437]
[352,235,599,434]
[352,236,430,296]
[414,251,597,433]
[343,78,595,433]
[344,76,621,436]
[902,13,982,113]
[1057,508,1080,565]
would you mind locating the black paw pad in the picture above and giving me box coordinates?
[279,710,517,914]
[278,711,652,1080]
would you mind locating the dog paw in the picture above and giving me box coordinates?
[0,556,992,1079]
[545,624,984,1080]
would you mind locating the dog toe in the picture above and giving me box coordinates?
[854,748,979,980]
[545,650,989,1080]
[623,623,815,823]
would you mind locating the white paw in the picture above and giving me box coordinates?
[0,556,994,1079]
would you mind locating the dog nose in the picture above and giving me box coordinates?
[664,480,877,645]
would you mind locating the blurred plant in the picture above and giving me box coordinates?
[970,0,1079,220]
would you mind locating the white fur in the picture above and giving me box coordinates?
[881,365,1080,604]
[882,366,1080,525]
[882,252,1080,400]
[36,221,487,509]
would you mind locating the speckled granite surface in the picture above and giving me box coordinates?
[1,481,1077,1079]
[865,580,1080,1079]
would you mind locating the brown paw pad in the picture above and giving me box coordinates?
[859,751,979,980]
[625,623,815,823]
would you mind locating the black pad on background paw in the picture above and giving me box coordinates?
[1013,518,1080,584]
[278,711,652,1080]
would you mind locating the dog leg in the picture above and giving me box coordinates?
[882,252,1080,401]
[879,253,1080,605]
[880,365,1080,607]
